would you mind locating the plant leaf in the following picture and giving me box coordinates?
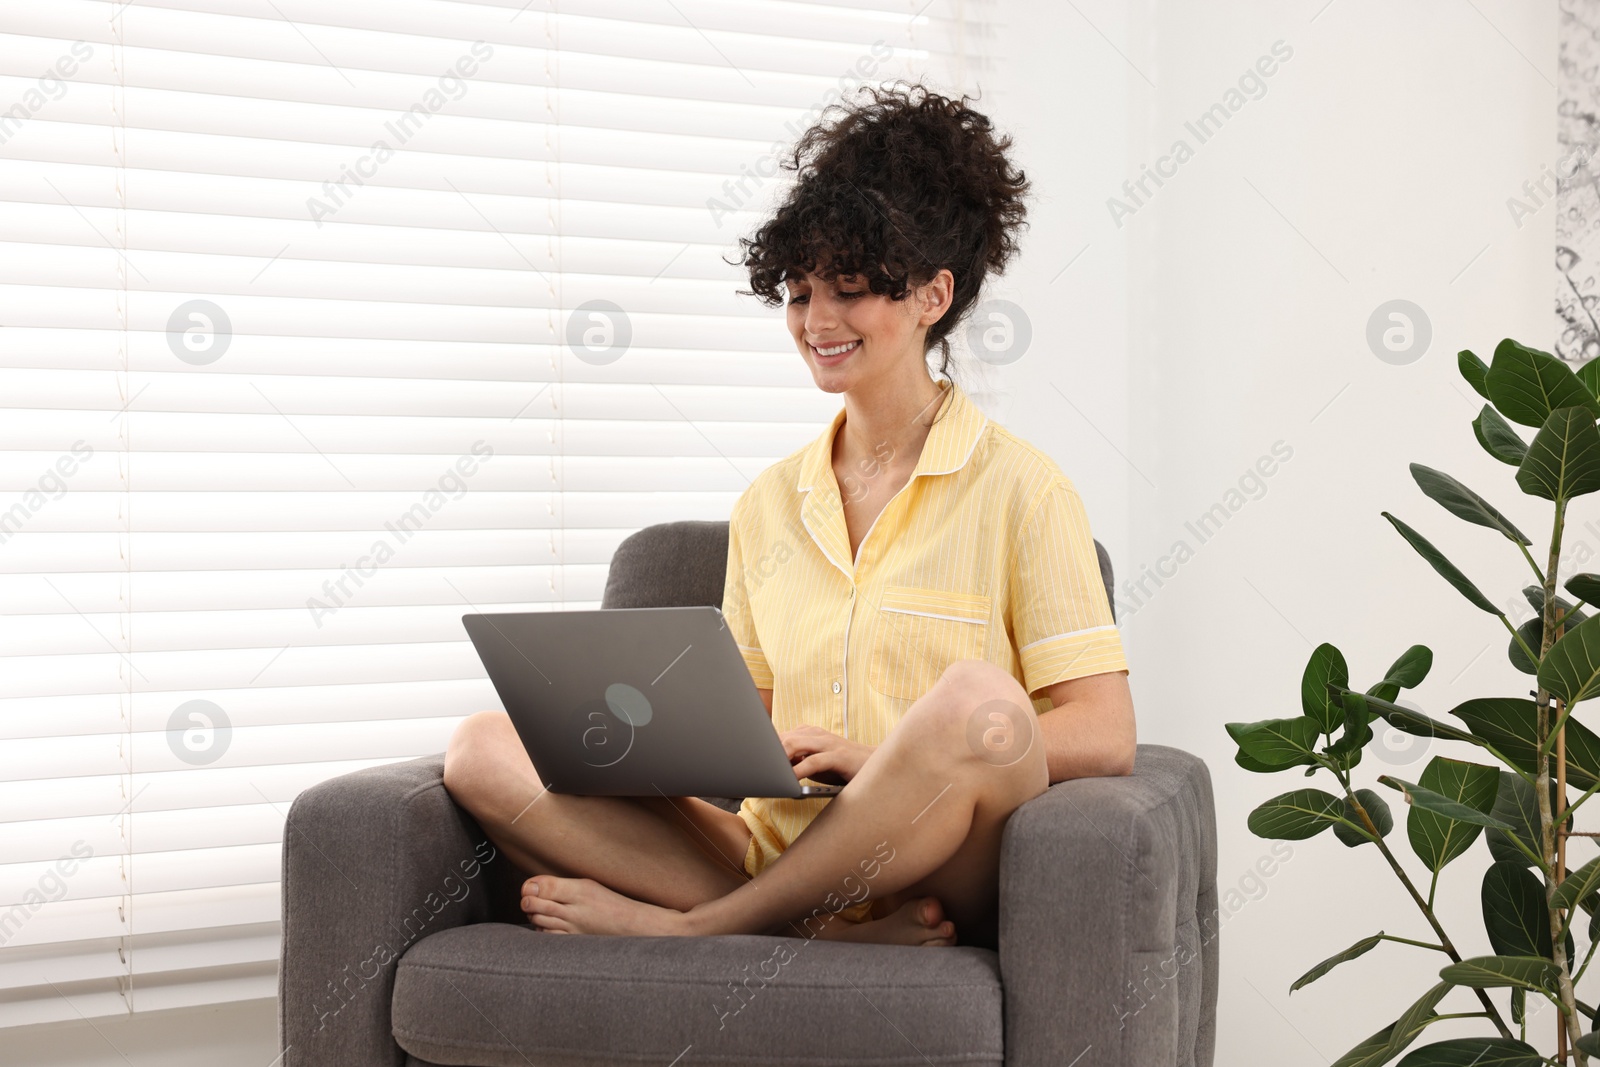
[1507,616,1543,675]
[1482,861,1553,957]
[1334,789,1394,847]
[1382,758,1504,872]
[1486,771,1549,868]
[1226,716,1321,769]
[1582,353,1600,401]
[1515,406,1600,502]
[1540,611,1600,705]
[1485,337,1600,427]
[1330,982,1453,1067]
[1554,855,1600,911]
[1474,404,1530,466]
[1381,512,1501,615]
[1302,642,1350,732]
[1449,697,1600,791]
[1438,955,1562,999]
[1577,1031,1600,1056]
[1460,348,1492,399]
[1511,587,1587,674]
[1357,692,1481,745]
[1409,464,1531,544]
[1568,573,1600,606]
[1234,749,1291,773]
[1396,1037,1543,1066]
[1329,690,1374,758]
[1367,644,1435,702]
[1291,931,1384,992]
[1247,789,1345,840]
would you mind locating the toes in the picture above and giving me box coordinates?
[527,874,591,904]
[914,897,945,928]
[529,912,574,933]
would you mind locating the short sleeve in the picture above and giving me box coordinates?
[1009,480,1128,693]
[723,498,775,689]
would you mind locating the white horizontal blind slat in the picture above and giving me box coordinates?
[0,0,972,1021]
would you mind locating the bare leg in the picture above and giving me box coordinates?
[518,660,1048,938]
[442,710,750,912]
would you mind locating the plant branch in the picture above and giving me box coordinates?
[1522,540,1549,586]
[1574,922,1600,985]
[1562,773,1600,824]
[1377,932,1449,952]
[1536,496,1587,1063]
[1501,611,1543,668]
[1343,784,1515,1039]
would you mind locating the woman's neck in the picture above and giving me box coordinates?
[833,367,947,474]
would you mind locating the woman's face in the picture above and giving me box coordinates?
[784,270,928,394]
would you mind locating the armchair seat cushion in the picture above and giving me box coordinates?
[391,923,1005,1067]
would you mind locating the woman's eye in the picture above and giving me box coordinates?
[787,293,809,305]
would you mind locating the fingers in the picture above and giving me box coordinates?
[780,726,829,760]
[791,753,833,781]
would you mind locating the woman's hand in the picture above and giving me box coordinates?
[780,724,875,784]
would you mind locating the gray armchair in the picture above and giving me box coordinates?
[280,521,1218,1067]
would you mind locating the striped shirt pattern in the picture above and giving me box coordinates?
[722,378,1128,877]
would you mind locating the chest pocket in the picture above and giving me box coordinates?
[867,586,992,701]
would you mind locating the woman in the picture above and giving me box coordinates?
[443,83,1135,948]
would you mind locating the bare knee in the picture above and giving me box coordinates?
[889,660,1042,779]
[443,711,537,812]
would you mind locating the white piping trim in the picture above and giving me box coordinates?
[1018,624,1119,652]
[879,606,987,624]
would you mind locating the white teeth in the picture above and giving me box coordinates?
[815,340,859,357]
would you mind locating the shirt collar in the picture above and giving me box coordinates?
[796,378,988,493]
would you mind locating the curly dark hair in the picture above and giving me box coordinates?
[735,82,1030,378]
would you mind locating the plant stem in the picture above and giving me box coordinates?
[1536,497,1586,1064]
[1522,541,1549,585]
[1574,919,1600,985]
[1343,784,1515,1040]
[1559,773,1600,825]
[1502,612,1543,667]
[1377,933,1448,952]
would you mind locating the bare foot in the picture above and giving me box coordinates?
[521,875,690,936]
[808,897,956,947]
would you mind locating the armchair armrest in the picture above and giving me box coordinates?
[998,744,1217,1067]
[280,756,513,1067]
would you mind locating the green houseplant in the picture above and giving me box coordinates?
[1228,338,1600,1066]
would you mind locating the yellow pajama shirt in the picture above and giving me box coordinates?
[721,378,1128,902]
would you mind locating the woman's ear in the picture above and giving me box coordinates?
[917,269,956,327]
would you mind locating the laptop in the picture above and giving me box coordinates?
[461,606,842,799]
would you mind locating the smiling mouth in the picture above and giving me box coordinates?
[811,339,861,359]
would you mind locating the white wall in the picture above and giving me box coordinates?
[996,0,1559,1062]
[965,0,1135,576]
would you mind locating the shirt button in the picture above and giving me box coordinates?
[831,681,842,694]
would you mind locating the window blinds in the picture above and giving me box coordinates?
[0,0,977,1026]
